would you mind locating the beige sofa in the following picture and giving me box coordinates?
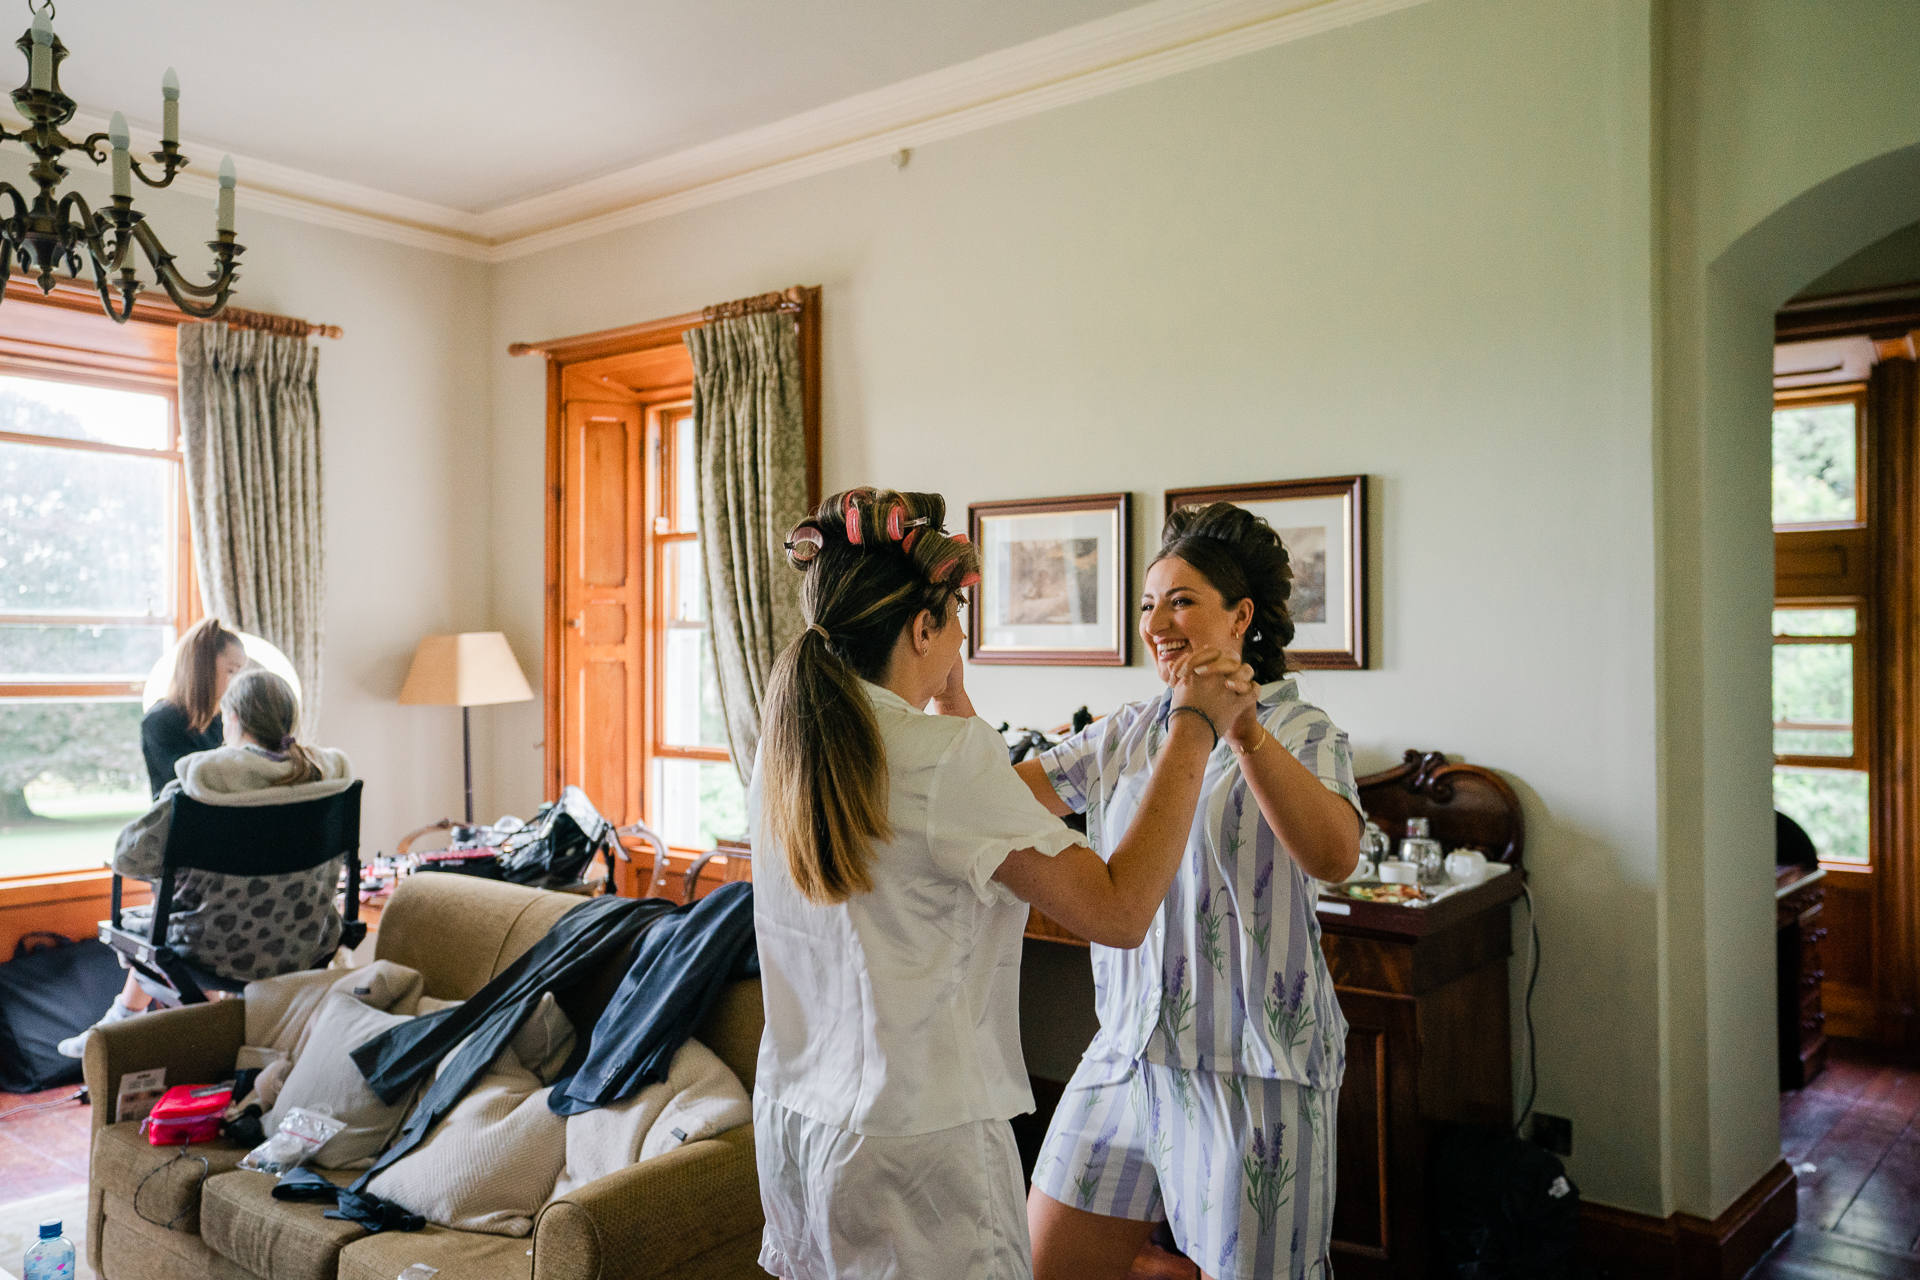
[82,874,770,1280]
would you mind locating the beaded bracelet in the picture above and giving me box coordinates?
[1166,705,1219,748]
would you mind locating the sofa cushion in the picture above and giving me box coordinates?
[264,992,416,1168]
[200,1167,363,1280]
[552,1039,750,1198]
[367,1044,568,1236]
[245,960,426,1061]
[336,1223,532,1280]
[92,1119,251,1233]
[374,876,579,999]
[98,1207,257,1280]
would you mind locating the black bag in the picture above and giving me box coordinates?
[0,932,128,1092]
[495,786,616,889]
[1430,1125,1582,1280]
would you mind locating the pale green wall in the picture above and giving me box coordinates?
[1657,0,1920,1216]
[490,0,1672,1211]
[0,151,495,850]
[476,0,1920,1223]
[1798,219,1920,300]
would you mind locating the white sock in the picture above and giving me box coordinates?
[101,996,141,1024]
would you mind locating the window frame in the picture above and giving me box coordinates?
[1773,382,1873,868]
[644,402,733,845]
[0,284,198,888]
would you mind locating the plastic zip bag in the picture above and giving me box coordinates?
[238,1106,346,1175]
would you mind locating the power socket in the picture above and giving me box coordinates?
[1529,1112,1573,1157]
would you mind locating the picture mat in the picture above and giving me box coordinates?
[1233,494,1352,652]
[980,508,1121,651]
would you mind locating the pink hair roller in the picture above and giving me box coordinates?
[785,527,825,565]
[844,495,863,545]
[931,556,958,582]
[957,571,981,589]
[948,533,970,546]
[902,529,922,554]
[886,504,905,541]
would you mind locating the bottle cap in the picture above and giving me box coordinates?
[38,1219,60,1238]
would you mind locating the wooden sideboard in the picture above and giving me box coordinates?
[1776,866,1828,1090]
[1029,749,1526,1280]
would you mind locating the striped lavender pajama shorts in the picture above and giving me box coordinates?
[1030,1056,1338,1280]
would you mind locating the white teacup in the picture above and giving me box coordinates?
[1377,860,1420,885]
[1444,850,1489,885]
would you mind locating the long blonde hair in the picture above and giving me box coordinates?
[761,488,981,905]
[168,617,243,733]
[221,668,323,785]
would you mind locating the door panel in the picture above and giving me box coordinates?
[559,400,643,828]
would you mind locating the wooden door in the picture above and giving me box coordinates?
[557,399,645,827]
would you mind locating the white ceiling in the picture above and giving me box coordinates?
[34,0,1147,213]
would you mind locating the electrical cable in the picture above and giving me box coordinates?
[1514,882,1542,1136]
[0,1090,85,1121]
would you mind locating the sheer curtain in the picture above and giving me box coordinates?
[176,323,326,729]
[684,310,808,782]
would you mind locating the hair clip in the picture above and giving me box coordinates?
[785,526,825,565]
[843,495,863,545]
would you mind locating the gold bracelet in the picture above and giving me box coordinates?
[1233,727,1267,755]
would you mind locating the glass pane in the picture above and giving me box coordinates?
[0,442,169,615]
[662,626,728,748]
[0,375,169,450]
[0,699,149,877]
[1773,642,1852,726]
[1774,767,1869,864]
[0,624,168,679]
[668,540,704,624]
[1772,402,1857,524]
[1773,607,1855,637]
[674,415,698,532]
[653,758,747,849]
[1775,728,1853,757]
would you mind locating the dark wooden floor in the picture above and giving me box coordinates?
[1754,1039,1920,1279]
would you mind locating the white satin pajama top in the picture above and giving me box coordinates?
[749,681,1082,1137]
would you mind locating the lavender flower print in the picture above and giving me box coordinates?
[1169,1066,1198,1122]
[1197,886,1231,977]
[1244,856,1276,955]
[1242,1123,1296,1231]
[1265,969,1316,1053]
[1076,1120,1120,1208]
[1161,955,1195,1041]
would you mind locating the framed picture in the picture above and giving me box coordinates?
[1162,475,1368,670]
[968,492,1131,666]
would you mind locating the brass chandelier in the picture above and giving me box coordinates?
[1,0,241,323]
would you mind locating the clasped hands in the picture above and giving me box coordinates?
[1167,647,1260,750]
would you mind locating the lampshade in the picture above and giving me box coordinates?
[398,632,534,707]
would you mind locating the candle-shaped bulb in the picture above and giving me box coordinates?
[108,111,130,198]
[29,12,52,92]
[161,67,179,145]
[216,154,235,233]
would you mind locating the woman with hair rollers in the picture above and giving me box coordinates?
[1019,503,1364,1280]
[751,487,1256,1280]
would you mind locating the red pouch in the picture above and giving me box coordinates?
[142,1083,232,1146]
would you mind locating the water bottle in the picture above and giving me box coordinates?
[22,1219,75,1280]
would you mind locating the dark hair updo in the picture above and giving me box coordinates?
[1152,502,1296,683]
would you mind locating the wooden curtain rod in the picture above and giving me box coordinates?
[218,306,343,340]
[509,284,811,357]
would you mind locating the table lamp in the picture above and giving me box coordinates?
[398,632,534,824]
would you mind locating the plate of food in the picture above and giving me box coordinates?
[1337,881,1428,905]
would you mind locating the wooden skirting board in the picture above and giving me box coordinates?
[1580,1160,1797,1280]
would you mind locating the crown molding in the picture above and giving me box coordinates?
[66,0,1434,265]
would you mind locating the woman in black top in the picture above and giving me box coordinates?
[142,617,247,797]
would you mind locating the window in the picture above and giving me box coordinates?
[1,373,190,878]
[1772,386,1870,865]
[648,405,746,850]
